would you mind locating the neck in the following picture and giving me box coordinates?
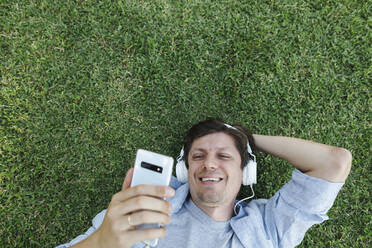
[191,198,235,221]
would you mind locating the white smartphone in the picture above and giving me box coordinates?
[130,149,174,247]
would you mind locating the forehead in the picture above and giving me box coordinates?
[190,132,237,152]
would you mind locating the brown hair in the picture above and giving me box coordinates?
[182,118,255,168]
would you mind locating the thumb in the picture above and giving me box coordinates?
[122,168,134,191]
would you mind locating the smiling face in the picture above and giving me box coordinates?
[188,132,243,208]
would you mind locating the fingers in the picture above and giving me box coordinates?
[122,168,134,191]
[118,196,173,216]
[125,227,167,245]
[113,184,175,203]
[120,210,170,235]
[104,208,170,234]
[128,211,171,226]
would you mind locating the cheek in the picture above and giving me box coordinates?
[236,170,243,185]
[187,163,198,179]
[228,167,243,187]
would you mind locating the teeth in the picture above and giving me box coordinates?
[201,178,221,182]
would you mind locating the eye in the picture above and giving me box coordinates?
[218,154,231,159]
[192,154,204,160]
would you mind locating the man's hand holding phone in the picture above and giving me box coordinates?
[95,168,175,248]
[72,168,175,248]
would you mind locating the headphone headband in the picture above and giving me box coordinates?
[224,124,255,158]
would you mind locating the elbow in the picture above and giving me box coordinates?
[331,148,352,181]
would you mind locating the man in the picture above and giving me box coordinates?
[57,118,352,248]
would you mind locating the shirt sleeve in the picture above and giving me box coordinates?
[264,169,344,248]
[55,210,107,248]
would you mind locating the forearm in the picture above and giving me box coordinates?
[252,134,352,182]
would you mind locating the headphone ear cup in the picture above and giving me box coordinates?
[242,165,249,186]
[242,160,257,185]
[176,160,188,183]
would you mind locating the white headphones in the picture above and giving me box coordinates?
[175,123,257,186]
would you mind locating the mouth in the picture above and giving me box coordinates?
[199,176,224,185]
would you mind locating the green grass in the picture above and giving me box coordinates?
[1,0,370,247]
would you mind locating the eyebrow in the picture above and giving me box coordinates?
[191,147,232,153]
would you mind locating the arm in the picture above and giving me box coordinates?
[252,134,352,182]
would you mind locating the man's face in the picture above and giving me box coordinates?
[187,132,242,208]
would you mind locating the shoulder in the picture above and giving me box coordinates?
[169,175,184,189]
[232,169,345,247]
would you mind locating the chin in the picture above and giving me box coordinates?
[197,192,225,206]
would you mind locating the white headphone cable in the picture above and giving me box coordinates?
[234,184,255,216]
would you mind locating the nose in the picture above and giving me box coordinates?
[203,154,218,170]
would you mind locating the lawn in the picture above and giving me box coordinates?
[0,0,370,247]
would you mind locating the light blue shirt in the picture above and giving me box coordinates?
[56,169,344,248]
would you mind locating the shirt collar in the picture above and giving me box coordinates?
[168,182,190,214]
